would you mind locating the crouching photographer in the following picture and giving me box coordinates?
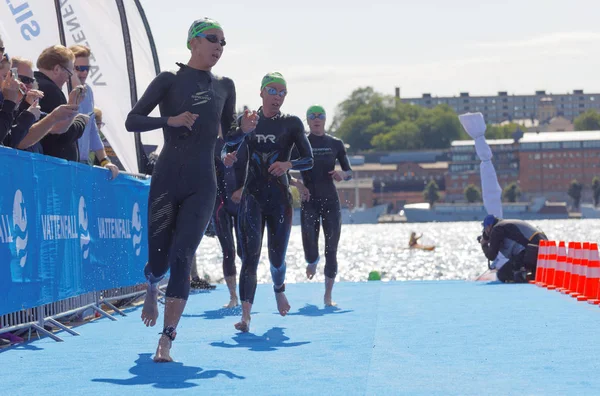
[479,215,548,283]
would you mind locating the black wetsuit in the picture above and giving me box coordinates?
[213,136,247,277]
[125,63,237,300]
[481,218,548,283]
[296,133,352,279]
[224,109,313,304]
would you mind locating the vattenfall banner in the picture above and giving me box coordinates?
[0,0,162,173]
[0,147,149,315]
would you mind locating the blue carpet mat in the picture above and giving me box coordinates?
[2,281,600,395]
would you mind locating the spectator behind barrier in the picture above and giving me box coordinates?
[70,45,118,179]
[1,55,79,154]
[35,45,88,161]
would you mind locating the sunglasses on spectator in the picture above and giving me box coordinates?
[265,87,287,97]
[195,33,226,47]
[308,113,325,120]
[19,75,36,85]
[59,64,73,77]
[75,65,91,72]
[0,47,5,53]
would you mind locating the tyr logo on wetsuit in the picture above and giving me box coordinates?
[256,134,276,143]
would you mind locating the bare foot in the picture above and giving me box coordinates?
[141,284,159,327]
[275,292,291,316]
[153,335,173,363]
[324,295,337,307]
[223,296,239,309]
[234,319,250,333]
[306,263,317,280]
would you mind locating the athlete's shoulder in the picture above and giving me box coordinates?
[213,75,235,88]
[326,133,345,145]
[283,114,304,129]
[153,70,177,84]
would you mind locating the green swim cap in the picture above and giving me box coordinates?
[187,18,222,49]
[261,72,287,91]
[307,105,326,118]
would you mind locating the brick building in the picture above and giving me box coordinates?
[446,130,600,203]
[518,131,600,202]
[445,139,520,202]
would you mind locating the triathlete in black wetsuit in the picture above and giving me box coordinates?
[291,105,352,306]
[213,132,247,308]
[125,18,257,363]
[223,72,313,332]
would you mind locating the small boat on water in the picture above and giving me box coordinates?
[410,244,435,251]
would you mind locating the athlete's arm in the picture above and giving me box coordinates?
[289,117,313,171]
[224,113,246,146]
[125,72,173,132]
[233,141,248,190]
[221,78,240,140]
[482,226,503,261]
[336,139,353,180]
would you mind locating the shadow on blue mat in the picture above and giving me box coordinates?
[210,327,310,352]
[182,306,259,320]
[287,304,353,317]
[0,341,45,353]
[92,353,244,389]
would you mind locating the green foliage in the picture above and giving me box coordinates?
[568,179,583,209]
[592,177,600,207]
[464,184,482,203]
[574,110,600,131]
[332,87,465,153]
[423,180,441,207]
[502,182,521,203]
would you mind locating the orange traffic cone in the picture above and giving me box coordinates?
[565,242,583,295]
[542,241,557,288]
[545,242,561,290]
[558,242,575,292]
[583,243,600,304]
[572,242,590,298]
[546,241,567,290]
[532,240,547,286]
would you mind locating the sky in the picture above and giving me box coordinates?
[142,0,600,130]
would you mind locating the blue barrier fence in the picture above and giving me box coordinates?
[0,147,150,315]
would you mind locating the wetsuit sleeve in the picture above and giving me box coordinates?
[221,78,240,141]
[289,144,300,160]
[336,139,353,180]
[125,72,173,132]
[233,141,248,190]
[482,226,504,261]
[0,100,16,143]
[289,117,313,171]
[224,113,245,146]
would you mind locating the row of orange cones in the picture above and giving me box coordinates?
[532,241,600,304]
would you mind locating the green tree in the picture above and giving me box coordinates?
[592,177,600,207]
[574,110,600,131]
[335,114,375,153]
[423,180,440,208]
[568,179,583,210]
[502,182,521,203]
[486,123,525,140]
[464,184,482,203]
[371,121,421,151]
